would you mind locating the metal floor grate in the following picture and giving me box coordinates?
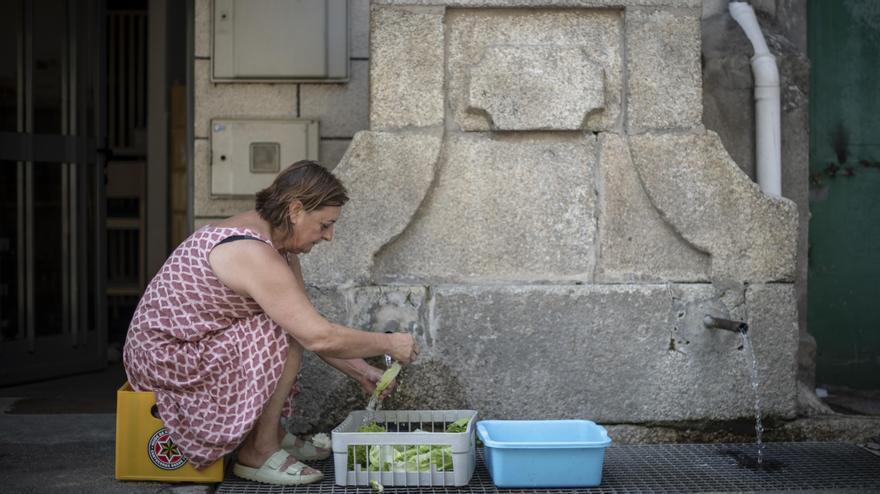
[216,442,880,494]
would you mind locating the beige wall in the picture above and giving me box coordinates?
[192,0,371,225]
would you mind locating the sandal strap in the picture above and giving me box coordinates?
[297,442,319,455]
[282,461,308,475]
[263,450,312,476]
[264,450,294,471]
[282,432,324,454]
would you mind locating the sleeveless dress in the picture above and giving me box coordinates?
[123,225,297,468]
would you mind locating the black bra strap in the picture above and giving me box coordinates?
[217,234,263,246]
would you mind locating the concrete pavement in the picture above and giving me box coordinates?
[0,364,877,493]
[0,414,215,494]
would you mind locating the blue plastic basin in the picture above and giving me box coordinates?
[476,420,612,488]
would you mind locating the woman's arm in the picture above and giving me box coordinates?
[318,355,395,396]
[208,239,418,363]
[287,253,397,395]
[319,355,399,398]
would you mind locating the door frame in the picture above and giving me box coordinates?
[146,0,168,280]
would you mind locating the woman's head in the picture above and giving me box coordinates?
[256,160,349,253]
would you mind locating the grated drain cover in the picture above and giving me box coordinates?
[216,442,880,494]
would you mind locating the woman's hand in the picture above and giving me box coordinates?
[388,333,419,365]
[358,365,398,399]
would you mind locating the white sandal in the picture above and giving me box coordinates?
[233,450,323,485]
[280,432,331,460]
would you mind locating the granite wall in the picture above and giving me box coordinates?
[285,0,800,432]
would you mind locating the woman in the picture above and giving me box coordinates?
[123,160,419,485]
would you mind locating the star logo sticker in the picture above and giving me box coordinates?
[148,428,188,470]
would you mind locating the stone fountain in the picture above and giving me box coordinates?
[294,0,798,432]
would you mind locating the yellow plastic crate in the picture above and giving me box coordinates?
[115,382,224,482]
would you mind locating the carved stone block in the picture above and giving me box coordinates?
[467,45,605,130]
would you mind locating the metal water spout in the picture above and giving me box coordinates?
[703,315,749,334]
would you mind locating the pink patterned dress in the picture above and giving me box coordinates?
[124,226,297,468]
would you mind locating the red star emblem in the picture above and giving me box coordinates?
[153,432,183,464]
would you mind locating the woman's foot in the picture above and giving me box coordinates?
[237,436,321,476]
[233,450,323,485]
[279,431,331,460]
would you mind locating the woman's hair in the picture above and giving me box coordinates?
[255,160,349,236]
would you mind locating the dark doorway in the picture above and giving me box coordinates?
[0,0,108,385]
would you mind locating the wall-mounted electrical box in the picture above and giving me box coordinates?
[211,118,319,196]
[213,0,348,81]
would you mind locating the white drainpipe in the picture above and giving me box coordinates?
[729,1,782,197]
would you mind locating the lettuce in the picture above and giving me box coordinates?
[311,432,331,449]
[444,417,470,433]
[349,423,387,469]
[348,418,470,471]
[365,444,453,472]
[357,423,387,433]
[373,362,401,401]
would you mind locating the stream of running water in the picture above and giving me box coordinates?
[739,329,764,464]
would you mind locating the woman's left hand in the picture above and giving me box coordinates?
[359,365,398,399]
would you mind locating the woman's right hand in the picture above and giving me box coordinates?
[388,333,420,365]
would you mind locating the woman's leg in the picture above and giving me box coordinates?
[236,339,319,474]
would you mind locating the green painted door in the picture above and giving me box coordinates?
[808,0,880,389]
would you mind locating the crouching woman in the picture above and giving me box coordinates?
[123,160,419,485]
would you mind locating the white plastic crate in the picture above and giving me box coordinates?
[331,409,478,487]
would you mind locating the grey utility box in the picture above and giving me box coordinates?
[213,0,348,81]
[211,118,319,196]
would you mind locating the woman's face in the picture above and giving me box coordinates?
[286,204,341,254]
